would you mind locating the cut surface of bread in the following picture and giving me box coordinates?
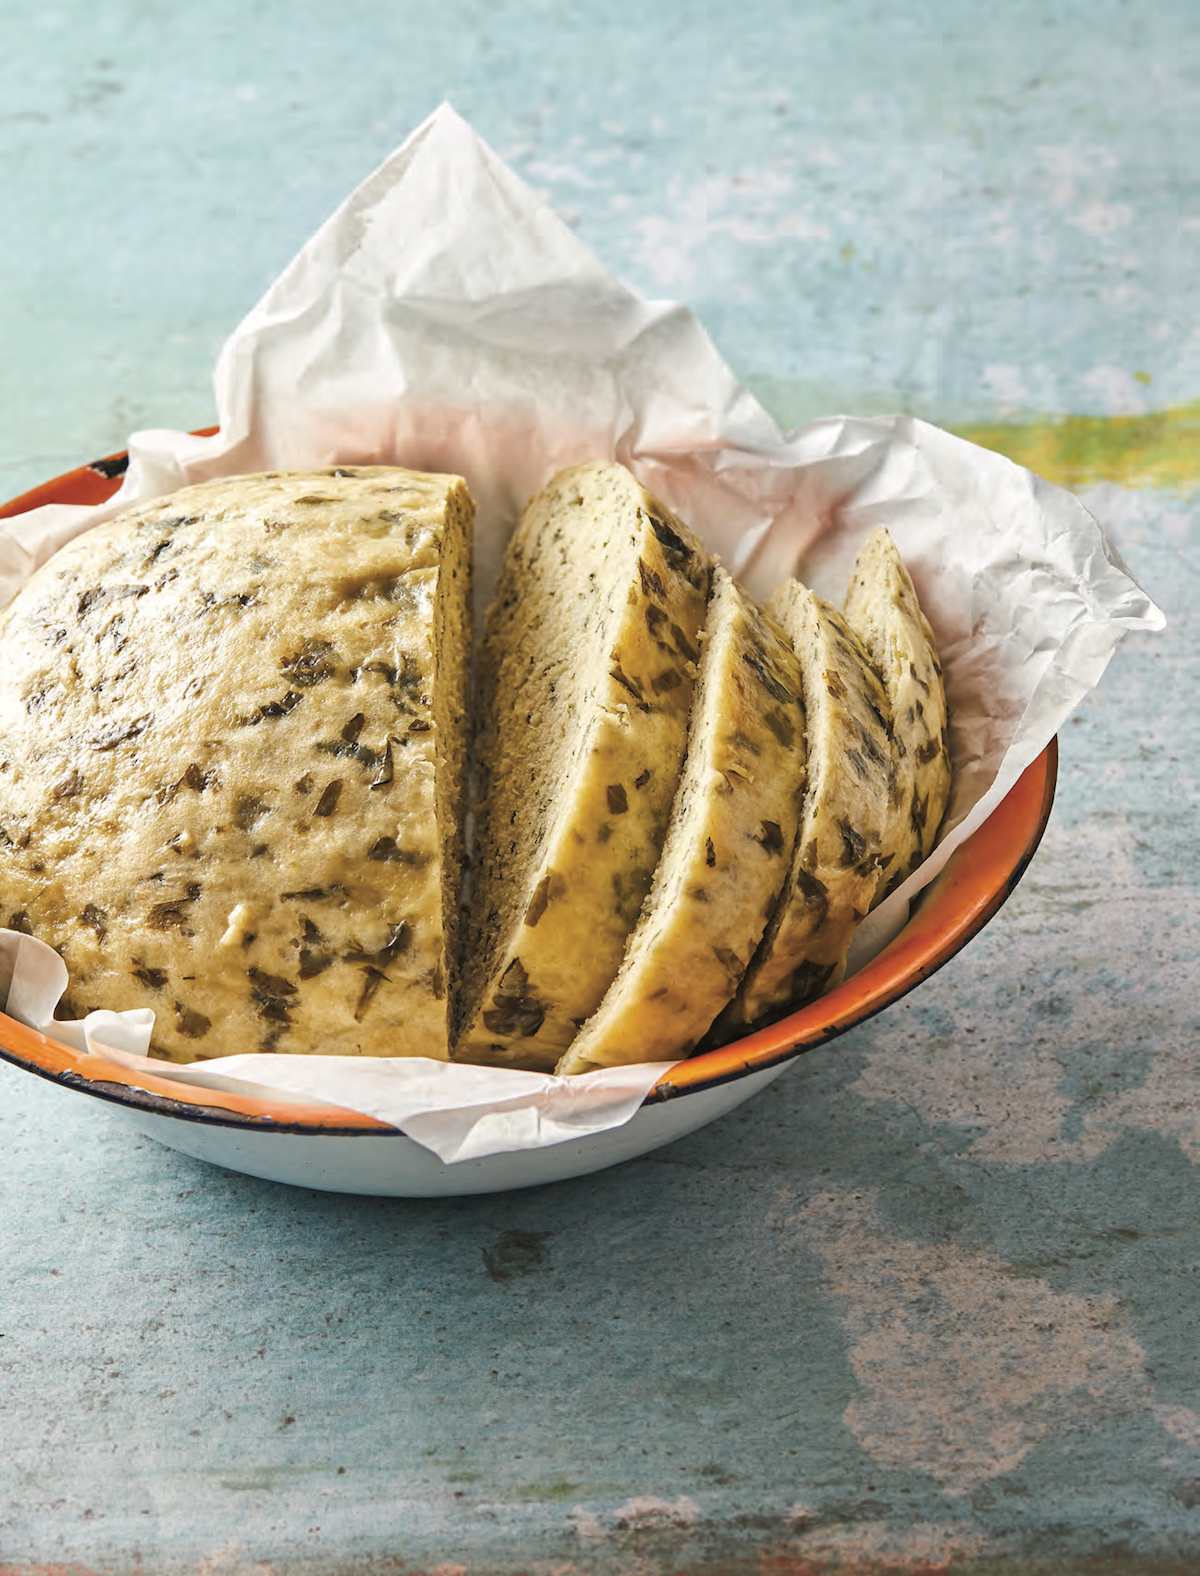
[455,460,711,1072]
[557,568,806,1076]
[0,466,473,1062]
[843,526,952,895]
[716,580,893,1036]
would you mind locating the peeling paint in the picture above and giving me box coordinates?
[791,1188,1182,1495]
[956,401,1200,492]
[612,1493,702,1529]
[787,1517,985,1569]
[192,1546,279,1576]
[851,815,1200,1168]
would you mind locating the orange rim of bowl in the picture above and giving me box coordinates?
[0,447,1058,1137]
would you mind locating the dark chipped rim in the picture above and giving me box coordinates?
[0,446,1058,1139]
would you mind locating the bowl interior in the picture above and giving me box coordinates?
[0,451,1057,1134]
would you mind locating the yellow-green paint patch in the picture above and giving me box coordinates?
[956,402,1200,493]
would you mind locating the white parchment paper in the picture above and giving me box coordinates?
[0,104,1165,1161]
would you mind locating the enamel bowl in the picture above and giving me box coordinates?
[0,453,1057,1196]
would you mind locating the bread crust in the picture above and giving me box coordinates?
[557,568,806,1075]
[456,461,711,1072]
[716,580,893,1034]
[0,466,473,1062]
[843,527,952,895]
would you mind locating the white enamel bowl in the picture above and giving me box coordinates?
[0,453,1056,1196]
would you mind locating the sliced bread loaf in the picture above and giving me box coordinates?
[557,567,806,1075]
[0,466,473,1062]
[716,580,893,1035]
[455,461,712,1072]
[843,527,952,895]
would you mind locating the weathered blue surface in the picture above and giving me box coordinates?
[4,0,1200,498]
[1,1,1197,1572]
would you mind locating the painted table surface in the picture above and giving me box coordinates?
[0,2,1196,1573]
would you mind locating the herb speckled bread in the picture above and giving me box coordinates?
[455,461,711,1072]
[843,527,952,895]
[715,579,894,1036]
[0,466,473,1062]
[557,568,805,1075]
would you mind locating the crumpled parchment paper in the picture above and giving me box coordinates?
[0,104,1165,1162]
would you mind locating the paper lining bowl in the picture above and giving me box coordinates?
[0,453,1057,1197]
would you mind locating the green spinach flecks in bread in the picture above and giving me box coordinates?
[558,566,806,1075]
[842,526,951,897]
[0,466,473,1062]
[715,580,893,1036]
[455,460,711,1072]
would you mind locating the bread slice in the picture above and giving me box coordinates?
[556,568,806,1075]
[843,527,952,895]
[455,461,711,1072]
[715,580,893,1035]
[0,466,473,1062]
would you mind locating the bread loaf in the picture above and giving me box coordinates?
[1,459,952,1077]
[557,567,806,1075]
[0,466,473,1061]
[454,461,711,1072]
